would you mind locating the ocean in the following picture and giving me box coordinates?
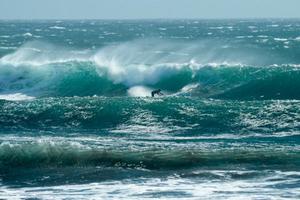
[0,19,299,199]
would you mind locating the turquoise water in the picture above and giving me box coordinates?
[0,19,300,199]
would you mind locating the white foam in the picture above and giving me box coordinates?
[127,85,153,97]
[258,35,268,38]
[49,26,66,30]
[23,32,33,37]
[92,39,260,86]
[0,46,17,50]
[158,27,167,31]
[103,31,116,35]
[0,93,35,101]
[93,40,196,86]
[169,83,199,97]
[1,170,299,200]
[180,83,199,93]
[274,38,288,42]
[268,24,279,27]
[209,26,224,30]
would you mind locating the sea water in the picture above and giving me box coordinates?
[0,19,299,199]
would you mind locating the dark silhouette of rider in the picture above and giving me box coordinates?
[151,89,164,97]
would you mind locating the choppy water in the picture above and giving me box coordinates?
[0,19,300,199]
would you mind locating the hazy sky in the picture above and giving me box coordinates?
[1,0,300,19]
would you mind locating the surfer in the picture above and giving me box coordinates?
[151,89,164,97]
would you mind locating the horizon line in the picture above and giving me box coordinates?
[1,17,300,21]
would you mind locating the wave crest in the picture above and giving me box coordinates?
[0,40,300,99]
[0,140,298,170]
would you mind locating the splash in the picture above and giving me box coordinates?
[127,85,153,97]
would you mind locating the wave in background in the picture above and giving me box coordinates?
[0,40,300,100]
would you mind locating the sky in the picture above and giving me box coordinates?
[1,0,300,19]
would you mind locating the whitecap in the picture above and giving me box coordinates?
[257,35,268,38]
[103,31,116,35]
[0,46,17,50]
[49,26,66,30]
[209,26,224,30]
[158,27,167,31]
[23,33,33,37]
[268,24,279,27]
[274,38,288,42]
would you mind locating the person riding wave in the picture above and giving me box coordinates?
[151,89,164,97]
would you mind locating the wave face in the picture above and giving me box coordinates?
[0,138,299,170]
[0,99,299,169]
[1,40,300,100]
[1,20,300,199]
[0,97,300,134]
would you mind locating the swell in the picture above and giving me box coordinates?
[0,40,300,100]
[0,97,299,134]
[0,141,299,170]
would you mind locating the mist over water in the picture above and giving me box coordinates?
[0,19,300,199]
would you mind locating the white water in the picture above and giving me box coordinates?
[0,93,35,101]
[1,170,299,200]
[127,85,153,97]
[0,40,292,97]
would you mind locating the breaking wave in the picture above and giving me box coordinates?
[0,140,299,170]
[0,40,300,100]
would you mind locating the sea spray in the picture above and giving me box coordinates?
[1,40,300,99]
